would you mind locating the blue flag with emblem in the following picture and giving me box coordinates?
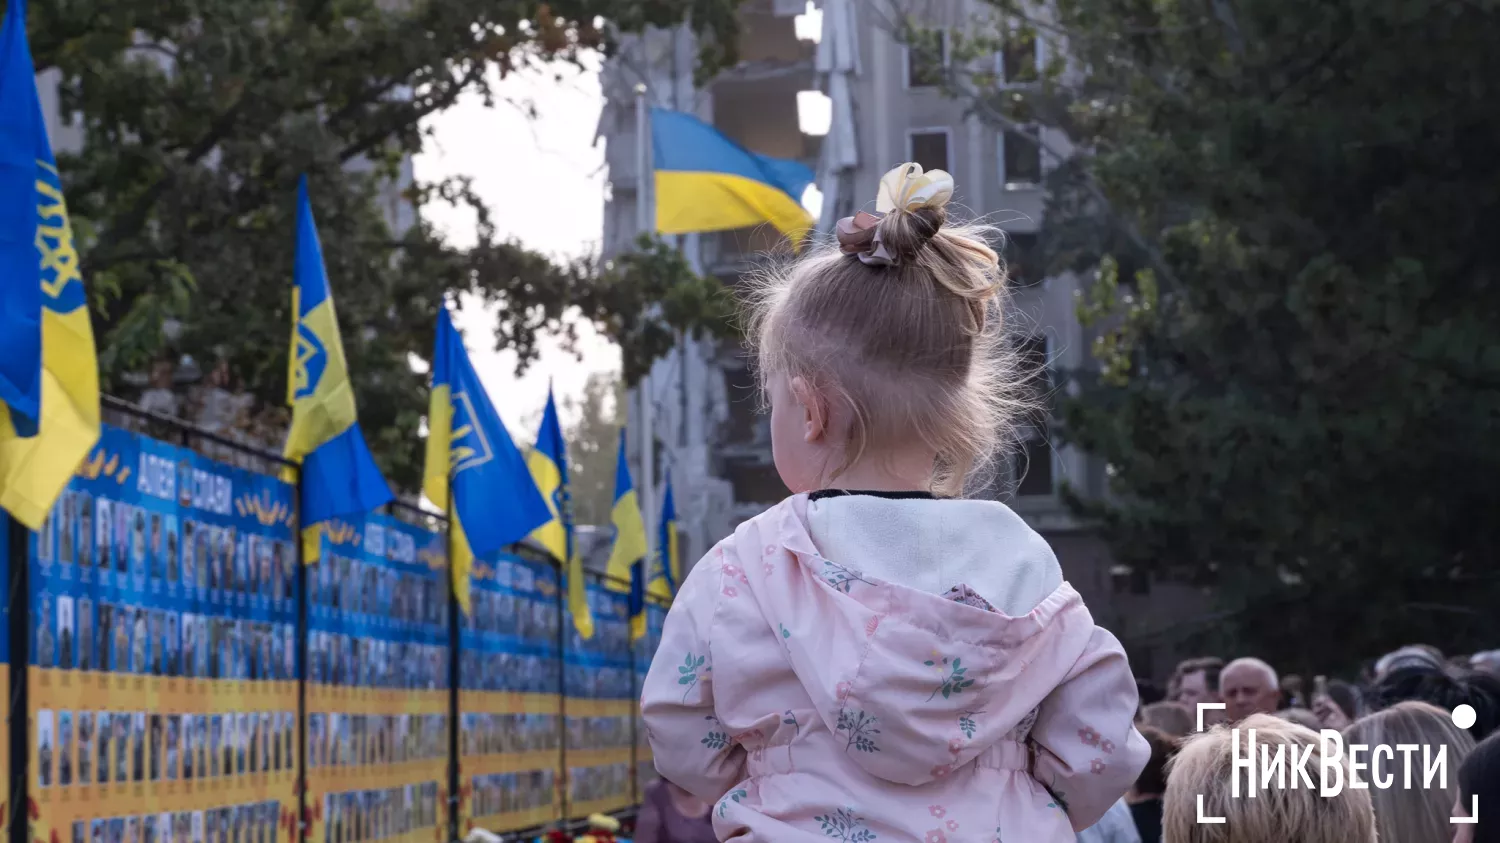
[657,473,680,595]
[283,176,393,561]
[423,306,552,614]
[0,0,45,435]
[0,0,101,530]
[610,428,652,641]
[526,386,594,639]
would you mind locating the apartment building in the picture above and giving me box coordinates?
[598,0,1204,679]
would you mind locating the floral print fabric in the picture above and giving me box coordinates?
[641,495,1148,841]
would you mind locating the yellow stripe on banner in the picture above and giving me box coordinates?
[459,691,561,716]
[656,170,814,244]
[306,685,449,715]
[464,751,561,777]
[308,761,448,795]
[479,805,560,834]
[563,699,635,718]
[567,748,632,769]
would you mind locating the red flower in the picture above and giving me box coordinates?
[1078,727,1101,747]
[1090,758,1107,775]
[1101,739,1115,755]
[27,798,39,821]
[925,831,947,843]
[928,806,947,818]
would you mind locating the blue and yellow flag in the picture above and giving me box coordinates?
[284,176,393,561]
[657,473,680,596]
[526,386,593,638]
[608,428,651,640]
[0,0,101,530]
[424,307,552,614]
[651,107,815,244]
[0,0,43,435]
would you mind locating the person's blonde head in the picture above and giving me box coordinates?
[1140,701,1195,738]
[1342,700,1475,843]
[1163,713,1376,843]
[746,164,1029,496]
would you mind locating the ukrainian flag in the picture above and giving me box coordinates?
[607,429,651,640]
[0,0,101,530]
[651,107,815,244]
[657,473,680,596]
[284,176,393,561]
[424,307,552,614]
[0,0,42,435]
[526,386,593,638]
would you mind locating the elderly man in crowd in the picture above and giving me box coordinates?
[1219,658,1282,723]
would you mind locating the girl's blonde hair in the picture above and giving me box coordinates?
[745,172,1030,496]
[1341,700,1476,843]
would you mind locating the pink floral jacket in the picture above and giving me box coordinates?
[641,496,1149,842]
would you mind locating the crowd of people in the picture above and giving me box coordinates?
[1079,646,1500,842]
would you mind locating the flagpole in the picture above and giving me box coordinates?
[635,82,658,566]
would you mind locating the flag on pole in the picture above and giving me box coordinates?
[526,386,593,639]
[423,307,552,613]
[657,473,680,596]
[0,0,101,529]
[650,107,816,244]
[0,0,42,435]
[284,176,393,562]
[606,429,650,641]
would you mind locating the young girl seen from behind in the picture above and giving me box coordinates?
[641,164,1148,842]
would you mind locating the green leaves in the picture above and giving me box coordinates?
[677,652,706,685]
[27,0,744,493]
[942,0,1500,668]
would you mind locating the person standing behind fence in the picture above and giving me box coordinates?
[641,163,1148,842]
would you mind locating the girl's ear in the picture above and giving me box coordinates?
[790,376,827,443]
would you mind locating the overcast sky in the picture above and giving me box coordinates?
[415,57,619,435]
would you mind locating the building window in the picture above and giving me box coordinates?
[1001,127,1043,187]
[909,130,951,174]
[994,28,1044,190]
[905,29,948,88]
[1000,28,1040,85]
[1001,231,1040,286]
[1014,437,1054,497]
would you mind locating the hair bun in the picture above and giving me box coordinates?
[835,163,955,267]
[875,204,946,263]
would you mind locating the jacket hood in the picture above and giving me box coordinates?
[747,495,1096,787]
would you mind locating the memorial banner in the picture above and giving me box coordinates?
[457,551,562,835]
[633,603,666,798]
[562,583,633,820]
[305,515,448,843]
[28,425,300,843]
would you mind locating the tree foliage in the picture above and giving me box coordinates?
[559,371,625,527]
[915,0,1500,670]
[12,0,742,491]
